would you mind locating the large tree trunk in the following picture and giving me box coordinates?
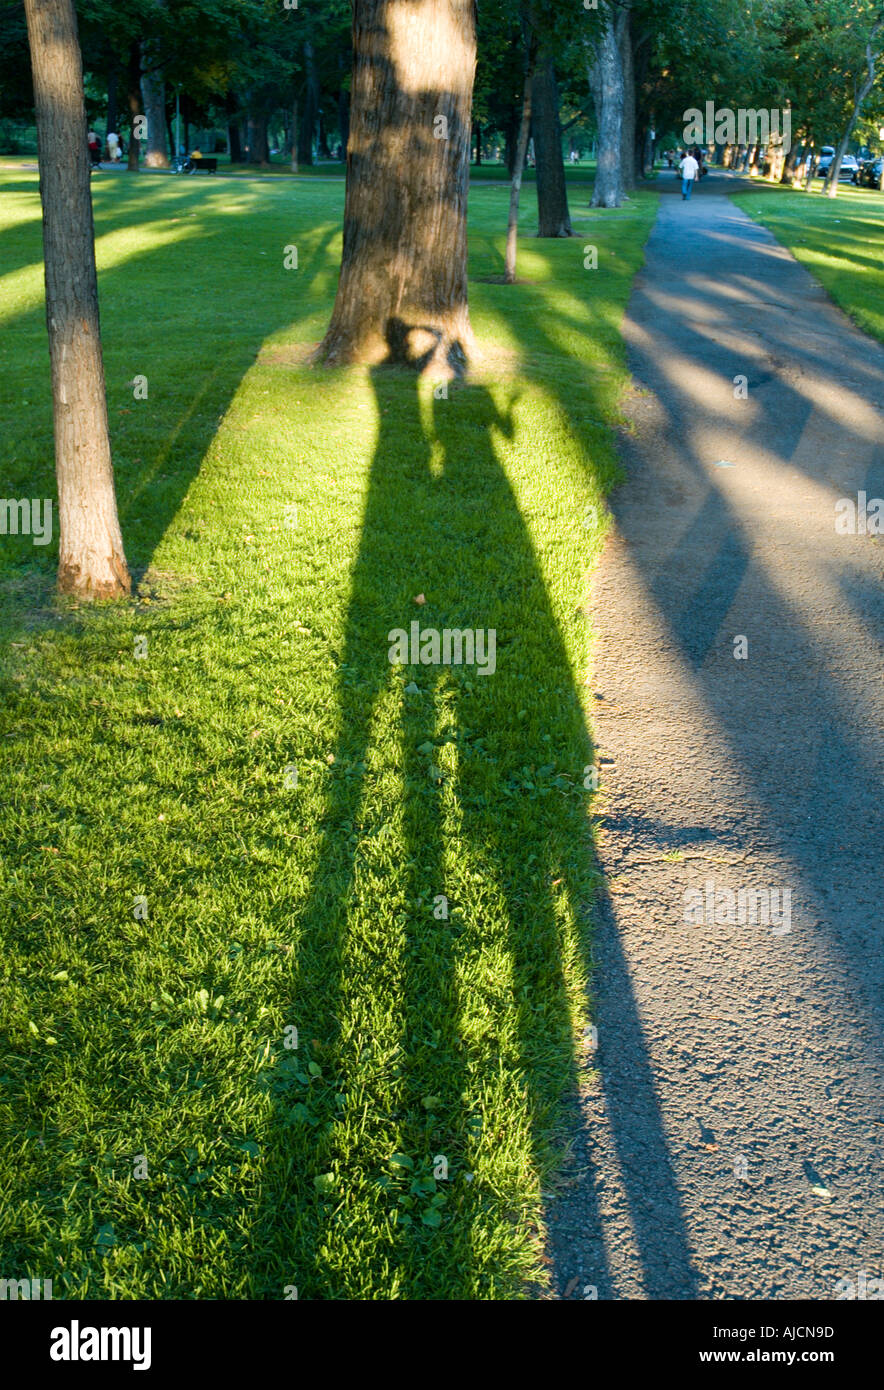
[315,0,477,376]
[298,39,318,165]
[126,42,141,170]
[140,52,168,168]
[780,142,800,184]
[588,2,625,207]
[247,107,269,165]
[505,52,534,281]
[532,51,571,237]
[226,92,242,161]
[23,0,130,599]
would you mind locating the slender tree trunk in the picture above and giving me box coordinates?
[620,6,635,191]
[226,92,242,161]
[474,119,481,165]
[298,39,318,165]
[23,0,130,599]
[318,109,330,158]
[126,41,141,170]
[825,24,880,199]
[140,52,169,168]
[505,52,534,282]
[641,123,653,177]
[315,0,478,376]
[290,97,299,172]
[337,84,350,153]
[587,2,625,207]
[532,51,572,236]
[504,109,517,175]
[106,68,117,143]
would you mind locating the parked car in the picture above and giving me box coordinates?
[856,155,884,188]
[816,148,859,180]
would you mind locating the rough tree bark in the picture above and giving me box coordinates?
[532,51,572,236]
[587,0,627,207]
[315,0,478,376]
[23,0,130,598]
[780,141,800,184]
[140,50,169,168]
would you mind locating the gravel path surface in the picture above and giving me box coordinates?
[545,170,884,1300]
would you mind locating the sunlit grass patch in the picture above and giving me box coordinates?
[0,169,657,1298]
[733,185,884,343]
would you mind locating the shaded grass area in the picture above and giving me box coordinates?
[0,169,657,1298]
[170,157,599,183]
[732,184,884,344]
[0,154,598,185]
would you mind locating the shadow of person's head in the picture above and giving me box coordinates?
[382,316,467,378]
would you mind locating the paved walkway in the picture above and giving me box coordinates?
[546,169,884,1299]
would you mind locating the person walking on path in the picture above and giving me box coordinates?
[679,148,699,198]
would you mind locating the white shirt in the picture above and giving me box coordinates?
[680,155,699,179]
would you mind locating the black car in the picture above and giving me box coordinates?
[856,155,884,188]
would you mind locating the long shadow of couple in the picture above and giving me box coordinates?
[253,318,602,1297]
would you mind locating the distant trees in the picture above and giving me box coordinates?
[820,4,884,196]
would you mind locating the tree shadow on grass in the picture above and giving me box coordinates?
[248,318,609,1298]
[523,184,884,1297]
[0,194,339,630]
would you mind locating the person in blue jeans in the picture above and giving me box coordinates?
[679,150,699,198]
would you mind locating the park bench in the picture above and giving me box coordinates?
[190,157,218,174]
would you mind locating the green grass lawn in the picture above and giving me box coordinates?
[0,168,657,1298]
[0,154,598,182]
[219,159,600,182]
[732,183,884,344]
